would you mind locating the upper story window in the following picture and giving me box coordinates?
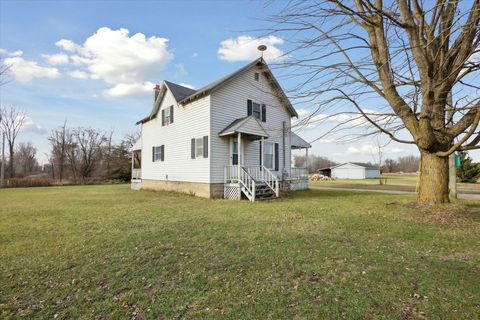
[252,102,261,119]
[247,99,266,122]
[162,105,174,126]
[254,72,259,81]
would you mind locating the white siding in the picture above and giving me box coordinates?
[332,163,365,179]
[365,168,380,179]
[140,90,211,183]
[210,66,293,183]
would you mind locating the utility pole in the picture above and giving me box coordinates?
[1,132,5,188]
[447,92,457,200]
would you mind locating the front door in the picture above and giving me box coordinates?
[229,138,243,165]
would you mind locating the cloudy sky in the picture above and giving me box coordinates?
[1,0,475,164]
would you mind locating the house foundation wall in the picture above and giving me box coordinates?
[141,179,224,199]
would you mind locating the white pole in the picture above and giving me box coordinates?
[305,148,309,173]
[0,132,4,188]
[261,137,264,167]
[237,132,241,182]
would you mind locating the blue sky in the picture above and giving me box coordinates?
[2,0,470,164]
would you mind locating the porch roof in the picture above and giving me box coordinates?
[218,116,269,140]
[291,132,311,149]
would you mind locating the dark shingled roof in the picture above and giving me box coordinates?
[164,81,197,102]
[350,162,378,170]
[137,58,298,124]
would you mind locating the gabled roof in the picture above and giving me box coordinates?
[290,132,311,149]
[137,58,298,125]
[164,81,197,101]
[218,116,269,139]
[136,81,196,124]
[327,162,379,170]
[179,57,298,117]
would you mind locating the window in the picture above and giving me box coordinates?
[191,136,208,159]
[252,102,261,119]
[232,141,238,165]
[264,143,274,169]
[254,72,259,81]
[195,138,204,158]
[164,107,171,124]
[152,145,164,162]
[247,99,266,122]
[162,105,174,126]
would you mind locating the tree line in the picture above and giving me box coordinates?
[0,105,138,184]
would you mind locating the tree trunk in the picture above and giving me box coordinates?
[8,145,14,178]
[418,151,449,203]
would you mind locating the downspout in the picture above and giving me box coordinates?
[282,121,286,181]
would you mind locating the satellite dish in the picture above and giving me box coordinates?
[257,45,267,52]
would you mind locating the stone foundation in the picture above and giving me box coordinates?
[141,179,224,199]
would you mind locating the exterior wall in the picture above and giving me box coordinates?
[140,90,211,183]
[332,163,365,179]
[365,168,380,179]
[210,66,292,183]
[142,179,224,198]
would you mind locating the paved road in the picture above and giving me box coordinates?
[310,186,480,200]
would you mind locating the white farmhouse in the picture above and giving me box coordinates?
[320,162,380,179]
[131,57,310,201]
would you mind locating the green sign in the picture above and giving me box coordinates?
[455,154,461,168]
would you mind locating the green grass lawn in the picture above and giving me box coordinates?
[1,185,479,319]
[311,174,480,194]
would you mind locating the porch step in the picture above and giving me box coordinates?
[255,183,276,200]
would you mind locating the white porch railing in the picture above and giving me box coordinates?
[291,167,308,180]
[132,168,141,179]
[225,165,279,200]
[244,166,279,197]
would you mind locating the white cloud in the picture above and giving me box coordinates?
[22,116,47,135]
[55,39,80,52]
[68,70,89,79]
[103,81,155,98]
[0,49,23,57]
[55,27,173,98]
[192,52,198,58]
[179,83,195,89]
[3,52,60,83]
[218,35,287,62]
[42,53,69,65]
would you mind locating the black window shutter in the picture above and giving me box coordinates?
[203,136,208,158]
[191,138,195,159]
[247,99,252,116]
[170,105,174,123]
[274,143,279,171]
[259,141,262,166]
[152,147,155,162]
[160,145,164,161]
[161,109,165,126]
[261,104,266,122]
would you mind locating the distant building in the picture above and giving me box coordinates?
[319,162,380,179]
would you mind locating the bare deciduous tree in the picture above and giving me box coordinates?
[48,120,68,182]
[72,127,106,181]
[268,1,480,203]
[16,142,38,176]
[0,105,26,178]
